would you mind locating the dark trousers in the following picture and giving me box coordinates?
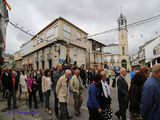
[112,79,116,88]
[39,89,44,103]
[54,92,59,116]
[7,88,17,107]
[2,86,8,98]
[106,78,110,85]
[60,102,68,120]
[45,90,51,110]
[115,101,128,120]
[82,79,87,87]
[29,90,37,107]
[88,107,99,120]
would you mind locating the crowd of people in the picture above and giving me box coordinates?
[0,63,160,120]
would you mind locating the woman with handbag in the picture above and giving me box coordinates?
[99,71,112,120]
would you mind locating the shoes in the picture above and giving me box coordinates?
[68,115,73,119]
[78,111,81,114]
[75,112,80,117]
[56,115,60,119]
[45,108,48,112]
[48,110,52,115]
[115,112,121,119]
[13,106,18,109]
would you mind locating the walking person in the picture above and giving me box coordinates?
[67,67,76,105]
[36,71,44,105]
[27,73,38,109]
[115,68,128,120]
[99,71,112,120]
[87,73,102,120]
[2,68,10,98]
[111,68,116,88]
[56,70,73,120]
[52,63,64,119]
[140,64,160,120]
[42,69,52,114]
[130,68,135,80]
[18,70,28,100]
[129,72,148,120]
[6,71,18,109]
[105,65,110,85]
[71,69,84,116]
[79,64,87,88]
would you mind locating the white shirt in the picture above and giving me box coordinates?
[46,77,51,90]
[101,80,111,98]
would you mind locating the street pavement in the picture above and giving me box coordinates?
[0,73,131,120]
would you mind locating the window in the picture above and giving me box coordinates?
[46,24,58,41]
[74,47,77,55]
[77,32,81,40]
[34,39,36,46]
[37,35,39,44]
[122,47,125,55]
[122,35,124,39]
[63,24,71,39]
[41,33,44,42]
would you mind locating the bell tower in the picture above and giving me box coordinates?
[118,11,131,70]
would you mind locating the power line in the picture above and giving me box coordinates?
[1,13,160,42]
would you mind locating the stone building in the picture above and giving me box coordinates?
[15,17,88,69]
[104,12,131,71]
[86,38,105,69]
[0,0,9,67]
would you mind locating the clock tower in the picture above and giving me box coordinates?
[118,12,131,70]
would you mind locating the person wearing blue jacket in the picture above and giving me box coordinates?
[130,68,135,80]
[87,73,102,120]
[140,64,160,120]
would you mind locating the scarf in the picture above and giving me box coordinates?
[101,80,110,98]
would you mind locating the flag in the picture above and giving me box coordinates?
[140,34,143,38]
[20,27,24,30]
[15,24,18,28]
[3,0,11,10]
[27,60,30,66]
[155,31,158,35]
[131,35,135,37]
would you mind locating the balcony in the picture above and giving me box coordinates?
[47,53,52,60]
[40,55,45,62]
[35,57,39,63]
[104,60,108,63]
[110,59,115,63]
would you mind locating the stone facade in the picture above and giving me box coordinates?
[0,0,8,66]
[15,17,88,69]
[86,39,104,69]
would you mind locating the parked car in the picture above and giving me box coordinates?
[108,66,120,77]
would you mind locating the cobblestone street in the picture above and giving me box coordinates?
[0,73,131,120]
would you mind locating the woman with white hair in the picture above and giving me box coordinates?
[99,71,112,120]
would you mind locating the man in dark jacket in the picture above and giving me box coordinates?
[6,71,19,109]
[2,69,10,98]
[79,64,87,88]
[52,63,64,119]
[115,68,128,120]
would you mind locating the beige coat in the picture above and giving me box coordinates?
[56,75,69,103]
[42,76,52,92]
[70,75,84,95]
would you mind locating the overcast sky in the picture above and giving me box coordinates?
[5,0,160,56]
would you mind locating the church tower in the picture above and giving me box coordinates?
[118,12,131,70]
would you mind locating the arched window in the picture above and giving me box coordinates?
[122,47,125,55]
